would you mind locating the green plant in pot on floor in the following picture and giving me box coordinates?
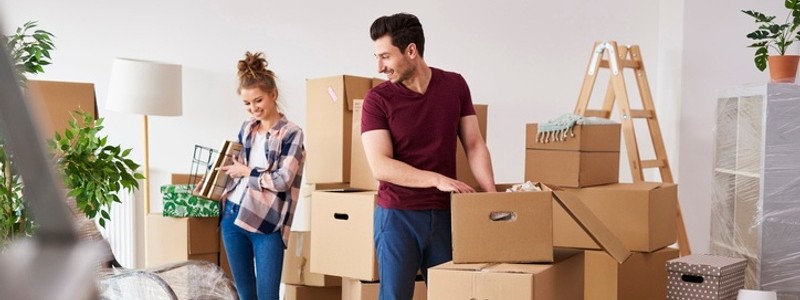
[743,0,800,82]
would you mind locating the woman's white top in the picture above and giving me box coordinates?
[227,131,268,205]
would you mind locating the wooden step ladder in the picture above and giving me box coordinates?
[573,41,690,256]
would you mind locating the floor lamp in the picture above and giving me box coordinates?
[106,58,182,266]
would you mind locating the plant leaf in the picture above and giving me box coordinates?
[755,47,769,71]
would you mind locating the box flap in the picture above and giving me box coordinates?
[667,254,747,276]
[548,187,631,264]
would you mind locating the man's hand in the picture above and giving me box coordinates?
[219,156,251,178]
[435,175,476,193]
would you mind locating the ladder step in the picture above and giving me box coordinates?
[599,59,640,69]
[641,159,665,169]
[629,109,653,119]
[583,109,611,118]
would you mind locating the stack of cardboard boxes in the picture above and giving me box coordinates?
[281,75,387,299]
[525,122,680,300]
[299,74,682,299]
[424,121,681,300]
[303,74,490,299]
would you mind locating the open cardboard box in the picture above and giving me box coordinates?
[451,182,631,264]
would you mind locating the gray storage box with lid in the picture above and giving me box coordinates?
[667,254,747,300]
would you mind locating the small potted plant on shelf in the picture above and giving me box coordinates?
[743,0,800,82]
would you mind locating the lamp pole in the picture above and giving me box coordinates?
[143,114,151,214]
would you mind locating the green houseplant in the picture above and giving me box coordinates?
[1,21,144,246]
[50,111,144,228]
[1,20,54,243]
[4,21,54,86]
[743,0,800,82]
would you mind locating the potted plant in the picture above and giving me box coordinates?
[743,0,800,82]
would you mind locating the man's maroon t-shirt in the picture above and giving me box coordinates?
[361,67,476,210]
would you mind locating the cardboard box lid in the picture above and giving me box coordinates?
[667,254,747,276]
[545,185,631,264]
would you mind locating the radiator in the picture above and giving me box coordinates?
[98,191,136,267]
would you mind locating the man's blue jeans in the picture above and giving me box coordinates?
[221,202,284,300]
[374,206,452,300]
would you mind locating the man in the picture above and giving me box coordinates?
[361,12,496,300]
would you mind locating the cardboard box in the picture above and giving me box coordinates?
[145,174,220,267]
[160,184,219,218]
[350,101,488,191]
[455,104,489,190]
[525,149,619,188]
[342,278,427,300]
[282,231,342,287]
[584,247,679,300]
[666,254,747,300]
[145,214,220,267]
[553,183,677,252]
[187,253,219,265]
[451,189,553,263]
[349,99,376,190]
[427,250,584,300]
[284,284,341,300]
[526,123,620,151]
[26,80,98,140]
[310,190,379,281]
[305,75,373,183]
[525,123,620,188]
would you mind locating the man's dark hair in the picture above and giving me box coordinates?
[370,13,425,58]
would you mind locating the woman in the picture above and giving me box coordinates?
[218,51,304,300]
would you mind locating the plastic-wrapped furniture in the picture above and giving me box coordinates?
[65,196,237,300]
[710,83,800,300]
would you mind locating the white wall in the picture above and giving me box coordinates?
[3,0,683,267]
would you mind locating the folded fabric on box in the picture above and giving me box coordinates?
[161,184,220,218]
[537,113,617,143]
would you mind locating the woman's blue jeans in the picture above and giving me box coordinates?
[374,206,452,300]
[221,202,284,300]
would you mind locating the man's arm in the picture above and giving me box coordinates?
[459,115,496,192]
[361,129,475,193]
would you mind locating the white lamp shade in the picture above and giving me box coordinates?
[106,57,182,116]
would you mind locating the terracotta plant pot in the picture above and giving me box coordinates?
[768,55,800,83]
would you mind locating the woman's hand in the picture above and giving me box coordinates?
[219,156,251,178]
